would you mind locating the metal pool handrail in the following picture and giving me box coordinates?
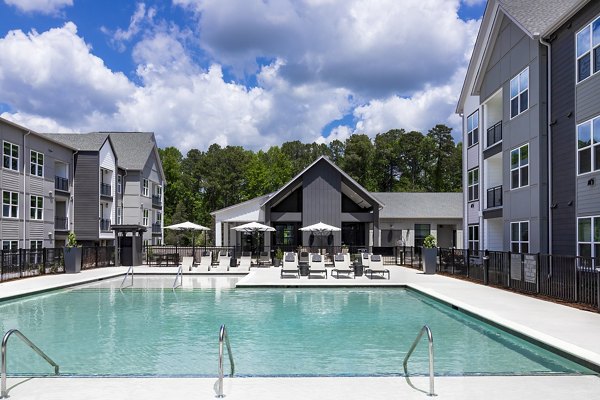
[215,324,235,398]
[1,329,59,398]
[119,265,134,290]
[173,264,183,290]
[403,325,436,397]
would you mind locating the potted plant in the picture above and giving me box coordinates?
[421,234,437,275]
[273,248,284,267]
[341,244,349,254]
[63,231,82,273]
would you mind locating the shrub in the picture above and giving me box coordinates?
[423,235,437,248]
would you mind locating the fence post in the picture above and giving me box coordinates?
[483,249,489,285]
[19,248,25,279]
[536,253,541,294]
[0,250,3,282]
[451,248,455,274]
[95,246,99,268]
[42,247,47,275]
[466,248,470,278]
[574,260,579,303]
[597,271,599,312]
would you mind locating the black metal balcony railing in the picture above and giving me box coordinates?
[55,176,69,192]
[100,183,112,197]
[487,121,502,147]
[100,218,111,232]
[486,185,503,208]
[55,216,68,230]
[152,223,161,234]
[152,195,162,207]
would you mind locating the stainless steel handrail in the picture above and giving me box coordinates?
[403,325,436,397]
[215,324,235,398]
[173,265,183,290]
[119,265,134,290]
[1,329,59,398]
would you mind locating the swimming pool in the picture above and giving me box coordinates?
[0,276,594,377]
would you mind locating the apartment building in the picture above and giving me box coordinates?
[0,117,75,249]
[457,0,600,258]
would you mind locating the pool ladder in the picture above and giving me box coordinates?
[1,329,59,398]
[403,325,436,397]
[215,324,235,398]
[119,265,134,290]
[173,264,183,290]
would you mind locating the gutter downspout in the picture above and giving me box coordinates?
[71,150,78,240]
[538,35,552,255]
[23,131,31,249]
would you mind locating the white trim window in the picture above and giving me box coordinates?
[142,208,149,226]
[2,191,18,218]
[510,68,529,118]
[576,15,600,83]
[30,150,44,177]
[510,144,529,189]
[510,221,529,254]
[117,206,122,225]
[156,185,162,199]
[117,174,122,194]
[30,240,43,250]
[30,195,43,220]
[3,141,19,171]
[156,210,162,225]
[142,179,149,197]
[467,111,479,147]
[577,116,600,174]
[2,240,18,251]
[467,168,479,202]
[468,225,479,252]
[578,216,600,265]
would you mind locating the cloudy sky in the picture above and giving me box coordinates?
[0,0,485,151]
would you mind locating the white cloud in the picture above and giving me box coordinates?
[101,3,157,52]
[462,0,486,6]
[4,0,72,14]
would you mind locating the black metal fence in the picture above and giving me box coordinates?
[399,246,600,310]
[0,246,115,282]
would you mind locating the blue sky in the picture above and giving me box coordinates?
[0,0,485,150]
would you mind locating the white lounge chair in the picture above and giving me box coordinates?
[237,252,252,272]
[196,251,212,272]
[331,254,353,279]
[181,256,194,272]
[365,254,389,279]
[308,254,327,279]
[361,252,371,268]
[257,251,271,267]
[281,252,299,278]
[213,252,230,272]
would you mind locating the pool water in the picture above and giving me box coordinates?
[0,278,594,377]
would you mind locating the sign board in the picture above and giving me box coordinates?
[523,254,537,284]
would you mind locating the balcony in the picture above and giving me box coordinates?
[100,183,112,197]
[55,176,69,192]
[152,223,161,235]
[486,121,502,148]
[55,216,68,231]
[100,218,112,233]
[152,195,162,208]
[486,185,503,209]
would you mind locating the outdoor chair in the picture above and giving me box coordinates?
[216,252,231,270]
[237,252,252,272]
[181,256,194,272]
[197,251,212,272]
[361,252,371,268]
[308,254,327,279]
[298,251,310,264]
[331,254,354,279]
[258,251,271,267]
[365,254,390,279]
[281,252,300,278]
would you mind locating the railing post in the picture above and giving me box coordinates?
[466,248,470,278]
[536,253,541,294]
[483,249,489,285]
[19,249,24,279]
[575,260,579,303]
[596,270,600,311]
[0,250,3,282]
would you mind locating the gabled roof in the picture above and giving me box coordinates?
[372,192,463,219]
[0,116,77,150]
[457,0,590,113]
[210,193,272,219]
[261,156,384,209]
[42,133,109,151]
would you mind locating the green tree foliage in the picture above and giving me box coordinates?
[158,124,462,244]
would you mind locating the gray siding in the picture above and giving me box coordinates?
[576,172,600,215]
[74,152,99,241]
[302,159,342,246]
[122,171,141,225]
[550,0,600,255]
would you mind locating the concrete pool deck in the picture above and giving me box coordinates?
[1,265,600,399]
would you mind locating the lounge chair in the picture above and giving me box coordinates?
[213,252,230,272]
[298,251,310,264]
[361,252,371,268]
[365,254,390,279]
[258,251,271,267]
[331,254,354,279]
[308,254,327,279]
[237,252,252,272]
[195,251,212,272]
[181,256,194,272]
[281,252,300,278]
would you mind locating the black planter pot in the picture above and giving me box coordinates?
[64,247,82,274]
[422,247,437,275]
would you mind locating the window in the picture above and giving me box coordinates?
[2,240,18,251]
[510,68,529,118]
[414,224,431,249]
[30,150,44,177]
[142,208,149,226]
[155,238,162,246]
[156,185,162,199]
[468,225,479,252]
[142,179,149,197]
[30,240,43,250]
[117,175,122,194]
[577,116,600,174]
[578,216,600,263]
[467,111,479,147]
[510,221,529,253]
[30,195,43,220]
[3,141,19,171]
[510,144,529,189]
[116,206,122,225]
[467,168,479,201]
[2,191,18,218]
[156,211,162,224]
[576,16,600,83]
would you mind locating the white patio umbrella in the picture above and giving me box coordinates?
[299,221,341,248]
[164,221,210,254]
[231,222,275,257]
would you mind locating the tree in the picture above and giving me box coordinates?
[373,129,404,191]
[342,134,375,190]
[424,124,460,192]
